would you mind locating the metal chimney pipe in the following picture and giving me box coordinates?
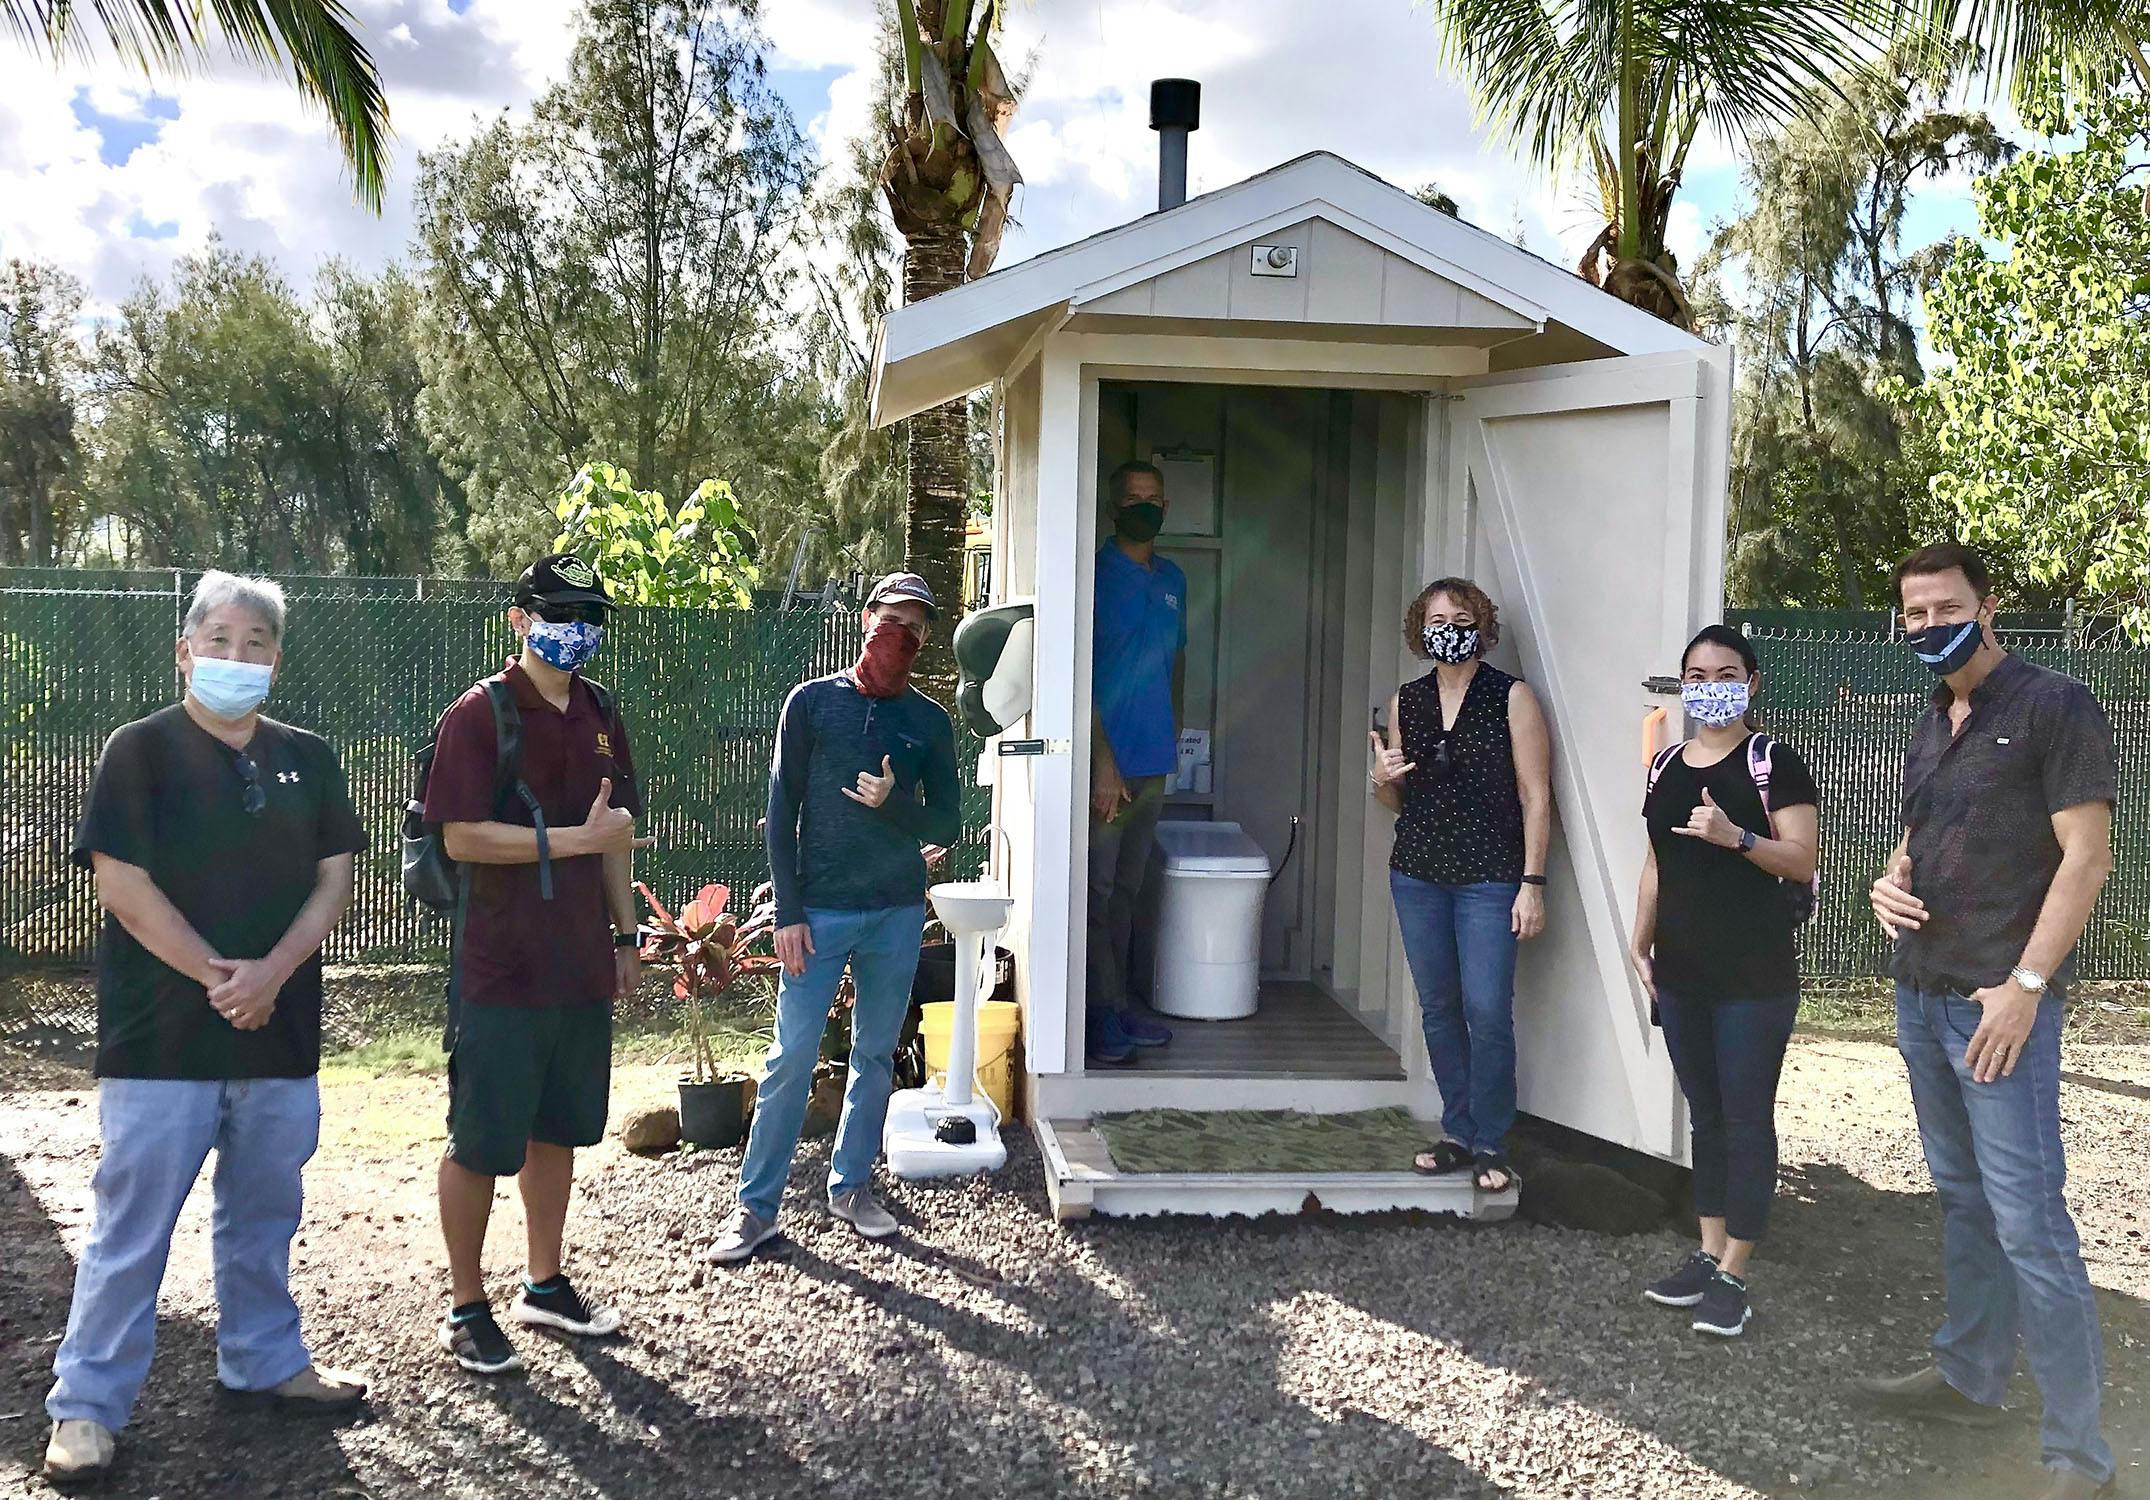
[1149,78,1201,211]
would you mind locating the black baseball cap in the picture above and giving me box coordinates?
[867,571,939,619]
[514,553,616,610]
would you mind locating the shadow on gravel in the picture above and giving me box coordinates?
[0,1149,371,1497]
[785,1234,1518,1498]
[2058,1069,2150,1102]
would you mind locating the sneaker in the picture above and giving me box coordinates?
[704,1205,780,1264]
[513,1274,621,1338]
[1852,1364,2006,1427]
[439,1303,524,1376]
[1643,1248,1720,1308]
[43,1420,115,1484]
[829,1187,900,1240]
[1691,1270,1751,1337]
[1119,1008,1173,1048]
[1086,1007,1136,1067]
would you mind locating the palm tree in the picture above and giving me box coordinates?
[1420,0,1888,327]
[879,0,1019,692]
[1921,0,2150,99]
[5,1,389,209]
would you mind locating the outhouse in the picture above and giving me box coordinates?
[871,149,1731,1219]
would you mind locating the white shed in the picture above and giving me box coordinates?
[871,150,1731,1220]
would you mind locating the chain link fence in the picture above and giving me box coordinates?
[2,569,989,968]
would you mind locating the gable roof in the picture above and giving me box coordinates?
[870,150,1705,426]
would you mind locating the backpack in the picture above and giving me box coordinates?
[1647,733,1818,927]
[400,676,617,913]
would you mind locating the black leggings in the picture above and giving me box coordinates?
[1656,989,1798,1242]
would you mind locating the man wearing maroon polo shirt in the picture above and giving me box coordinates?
[423,554,650,1376]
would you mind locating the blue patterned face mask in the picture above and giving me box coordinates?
[1681,679,1750,728]
[526,618,603,672]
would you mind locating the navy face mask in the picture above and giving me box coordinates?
[1906,618,1983,676]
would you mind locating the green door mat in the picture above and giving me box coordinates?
[1094,1107,1436,1174]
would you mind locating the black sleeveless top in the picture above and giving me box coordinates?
[1391,663,1526,885]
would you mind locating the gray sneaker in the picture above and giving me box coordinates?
[828,1187,899,1240]
[703,1206,779,1264]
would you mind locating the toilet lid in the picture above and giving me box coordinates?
[1153,819,1272,874]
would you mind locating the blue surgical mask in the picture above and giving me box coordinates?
[1906,618,1982,677]
[527,618,603,672]
[188,655,274,719]
[1681,679,1750,728]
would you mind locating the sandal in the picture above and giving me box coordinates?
[1473,1152,1519,1194]
[1412,1139,1474,1176]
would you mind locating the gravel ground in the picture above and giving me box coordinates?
[0,1032,2144,1500]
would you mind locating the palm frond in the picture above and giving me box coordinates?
[5,0,391,210]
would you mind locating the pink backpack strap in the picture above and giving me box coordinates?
[1747,734,1778,827]
[1646,741,1686,800]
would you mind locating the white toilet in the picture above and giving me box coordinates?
[1148,820,1272,1020]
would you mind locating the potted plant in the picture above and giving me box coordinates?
[638,879,778,1148]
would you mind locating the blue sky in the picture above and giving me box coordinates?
[0,0,2003,325]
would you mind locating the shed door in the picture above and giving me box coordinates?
[1443,348,1731,1161]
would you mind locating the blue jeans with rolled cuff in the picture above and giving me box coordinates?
[47,1077,321,1433]
[1896,982,2111,1485]
[1389,872,1521,1157]
[736,903,926,1222]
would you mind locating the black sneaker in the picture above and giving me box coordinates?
[439,1303,524,1375]
[512,1275,622,1338]
[1691,1270,1751,1338]
[1642,1248,1719,1308]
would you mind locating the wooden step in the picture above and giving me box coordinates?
[1035,1117,1519,1223]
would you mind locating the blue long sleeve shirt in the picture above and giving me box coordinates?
[765,673,962,927]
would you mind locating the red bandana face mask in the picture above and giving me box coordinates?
[854,616,921,698]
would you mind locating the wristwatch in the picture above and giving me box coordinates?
[2009,965,2048,994]
[1737,828,1756,853]
[614,931,640,950]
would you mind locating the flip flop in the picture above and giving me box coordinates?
[1473,1151,1519,1194]
[1412,1139,1474,1176]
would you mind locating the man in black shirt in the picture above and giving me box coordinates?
[44,572,370,1485]
[1860,544,2116,1500]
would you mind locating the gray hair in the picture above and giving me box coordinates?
[183,570,287,644]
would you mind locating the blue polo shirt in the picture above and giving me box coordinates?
[1093,541,1186,779]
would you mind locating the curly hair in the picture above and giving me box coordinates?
[1404,577,1500,659]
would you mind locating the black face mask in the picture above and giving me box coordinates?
[1114,502,1164,544]
[1906,617,1984,676]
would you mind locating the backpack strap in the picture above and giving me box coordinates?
[482,678,552,901]
[1646,740,1686,800]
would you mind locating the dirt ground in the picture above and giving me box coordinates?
[0,1018,2144,1499]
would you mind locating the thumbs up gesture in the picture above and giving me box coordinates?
[844,755,897,810]
[1673,786,1744,850]
[577,776,650,855]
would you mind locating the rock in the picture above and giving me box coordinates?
[621,1105,681,1155]
[1517,1160,1668,1235]
[801,1060,846,1138]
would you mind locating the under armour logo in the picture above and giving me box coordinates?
[277,771,301,784]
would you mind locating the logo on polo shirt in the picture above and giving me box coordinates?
[277,770,300,784]
[596,731,614,758]
[1165,593,1181,610]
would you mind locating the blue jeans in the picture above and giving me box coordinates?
[1389,872,1521,1156]
[1656,989,1798,1242]
[1896,983,2112,1484]
[47,1078,321,1432]
[737,904,925,1221]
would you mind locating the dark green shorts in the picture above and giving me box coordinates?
[446,1001,612,1177]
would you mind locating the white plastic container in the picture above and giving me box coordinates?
[1148,820,1272,1020]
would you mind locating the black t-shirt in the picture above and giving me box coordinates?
[71,705,368,1079]
[1643,735,1818,1002]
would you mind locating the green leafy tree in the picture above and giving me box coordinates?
[1918,0,2150,105]
[1419,0,1887,327]
[4,0,391,208]
[1701,42,2007,607]
[0,259,85,566]
[1911,82,2150,637]
[551,461,757,609]
[414,0,811,577]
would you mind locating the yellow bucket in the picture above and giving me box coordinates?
[920,1001,1022,1122]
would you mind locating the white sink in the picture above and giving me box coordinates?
[928,882,1013,936]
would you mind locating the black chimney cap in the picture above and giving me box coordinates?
[1149,79,1201,132]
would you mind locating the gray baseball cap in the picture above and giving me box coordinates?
[867,571,939,619]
